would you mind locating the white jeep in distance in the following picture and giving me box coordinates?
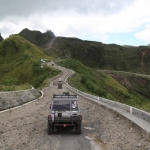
[58,78,62,82]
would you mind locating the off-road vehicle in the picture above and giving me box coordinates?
[62,91,70,96]
[58,83,62,89]
[47,93,82,134]
[58,78,62,82]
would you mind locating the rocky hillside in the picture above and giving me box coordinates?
[19,28,55,48]
[108,73,150,98]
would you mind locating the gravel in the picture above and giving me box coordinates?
[0,65,150,150]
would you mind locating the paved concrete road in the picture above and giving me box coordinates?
[0,64,150,150]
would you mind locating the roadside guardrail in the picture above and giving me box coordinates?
[64,68,150,124]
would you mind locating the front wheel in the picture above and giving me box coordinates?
[48,121,54,135]
[76,123,81,134]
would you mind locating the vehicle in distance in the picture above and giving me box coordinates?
[48,94,82,134]
[58,83,62,89]
[62,91,70,96]
[58,78,62,82]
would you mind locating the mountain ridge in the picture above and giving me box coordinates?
[47,36,150,74]
[18,28,55,48]
[18,28,150,74]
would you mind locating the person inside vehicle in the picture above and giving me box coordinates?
[72,101,76,108]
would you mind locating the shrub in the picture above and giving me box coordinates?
[2,77,19,85]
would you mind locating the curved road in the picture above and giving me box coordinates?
[0,63,149,150]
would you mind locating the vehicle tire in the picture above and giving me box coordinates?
[48,121,54,135]
[76,123,81,134]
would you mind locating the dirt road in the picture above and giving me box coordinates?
[0,65,150,150]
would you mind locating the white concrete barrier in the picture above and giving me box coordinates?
[0,88,41,111]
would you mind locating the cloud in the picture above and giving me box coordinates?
[1,0,150,46]
[135,24,150,43]
[0,0,136,19]
[79,33,109,42]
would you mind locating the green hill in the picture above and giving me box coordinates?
[0,35,60,90]
[58,59,150,112]
[18,29,150,75]
[48,37,150,74]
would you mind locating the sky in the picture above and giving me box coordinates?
[0,0,150,46]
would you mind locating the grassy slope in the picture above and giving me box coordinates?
[58,59,150,112]
[0,35,60,90]
[51,37,150,74]
[14,31,150,111]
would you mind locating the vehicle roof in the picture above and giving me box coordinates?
[53,97,78,101]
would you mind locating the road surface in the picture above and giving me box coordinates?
[0,63,149,150]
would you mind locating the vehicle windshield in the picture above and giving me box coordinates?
[52,100,70,111]
[52,100,78,111]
